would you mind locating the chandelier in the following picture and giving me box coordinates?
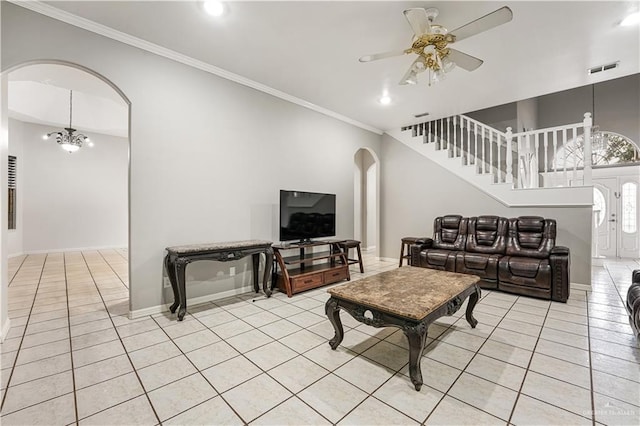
[43,90,93,153]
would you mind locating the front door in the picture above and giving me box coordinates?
[593,176,640,258]
[593,178,617,257]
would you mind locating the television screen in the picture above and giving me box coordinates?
[279,190,336,242]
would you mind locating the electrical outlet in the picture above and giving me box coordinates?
[229,266,236,276]
[163,277,171,288]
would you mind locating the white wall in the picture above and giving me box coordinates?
[8,119,128,253]
[365,162,376,250]
[1,3,382,313]
[380,134,593,286]
[0,51,9,340]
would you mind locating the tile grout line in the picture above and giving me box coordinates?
[96,249,129,290]
[0,254,48,414]
[149,314,250,424]
[77,250,162,424]
[63,253,81,426]
[424,292,521,425]
[6,255,28,288]
[505,295,553,425]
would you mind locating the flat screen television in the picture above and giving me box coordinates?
[279,190,336,242]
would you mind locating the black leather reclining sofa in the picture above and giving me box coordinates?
[410,215,570,302]
[628,271,640,338]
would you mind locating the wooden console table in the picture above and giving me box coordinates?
[273,240,350,297]
[326,267,480,391]
[164,240,273,321]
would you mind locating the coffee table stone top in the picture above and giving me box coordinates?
[327,267,480,320]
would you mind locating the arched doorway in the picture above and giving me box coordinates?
[1,60,131,336]
[353,148,380,256]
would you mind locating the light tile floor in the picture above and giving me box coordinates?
[1,250,639,425]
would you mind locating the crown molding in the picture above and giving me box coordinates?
[9,1,383,135]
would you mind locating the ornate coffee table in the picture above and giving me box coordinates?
[325,267,481,391]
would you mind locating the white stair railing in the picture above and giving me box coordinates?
[401,113,594,189]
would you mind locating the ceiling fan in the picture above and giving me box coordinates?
[359,6,513,86]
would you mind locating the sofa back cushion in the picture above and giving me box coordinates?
[506,216,556,258]
[466,216,507,254]
[433,215,467,250]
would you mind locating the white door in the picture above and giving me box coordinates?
[593,178,617,257]
[593,176,640,258]
[618,177,640,258]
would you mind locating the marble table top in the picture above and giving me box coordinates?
[328,267,480,320]
[166,240,272,254]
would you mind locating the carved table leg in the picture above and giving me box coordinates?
[175,260,188,321]
[465,284,481,328]
[263,248,273,298]
[252,253,260,293]
[325,297,344,349]
[165,255,180,314]
[403,321,429,391]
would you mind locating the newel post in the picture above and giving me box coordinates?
[506,127,514,185]
[583,113,593,186]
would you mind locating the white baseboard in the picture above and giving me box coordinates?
[129,284,255,319]
[8,252,25,259]
[1,318,11,343]
[378,257,399,263]
[570,282,592,292]
[22,245,127,255]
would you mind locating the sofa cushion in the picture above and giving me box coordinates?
[498,256,551,290]
[466,216,507,254]
[419,249,456,271]
[506,216,556,259]
[455,252,500,280]
[433,215,467,251]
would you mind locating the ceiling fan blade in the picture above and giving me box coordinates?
[447,49,483,71]
[449,6,513,42]
[359,49,409,62]
[403,8,431,37]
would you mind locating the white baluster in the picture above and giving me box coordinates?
[544,132,549,176]
[453,116,458,158]
[474,123,478,166]
[572,126,578,184]
[506,127,513,185]
[562,128,568,186]
[466,118,471,165]
[533,132,539,188]
[428,121,432,144]
[447,117,455,157]
[583,112,593,186]
[497,133,502,183]
[489,129,494,181]
[481,127,486,174]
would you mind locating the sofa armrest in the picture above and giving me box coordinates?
[550,246,570,256]
[549,246,570,302]
[410,238,433,266]
[632,269,640,284]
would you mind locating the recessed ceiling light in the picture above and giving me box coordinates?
[379,95,391,105]
[203,1,226,17]
[621,11,640,26]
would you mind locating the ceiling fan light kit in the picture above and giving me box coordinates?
[360,6,513,87]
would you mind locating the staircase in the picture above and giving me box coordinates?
[386,113,594,207]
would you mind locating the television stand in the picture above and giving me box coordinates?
[273,240,350,297]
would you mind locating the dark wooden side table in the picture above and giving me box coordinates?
[399,237,423,267]
[164,240,273,321]
[325,267,480,391]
